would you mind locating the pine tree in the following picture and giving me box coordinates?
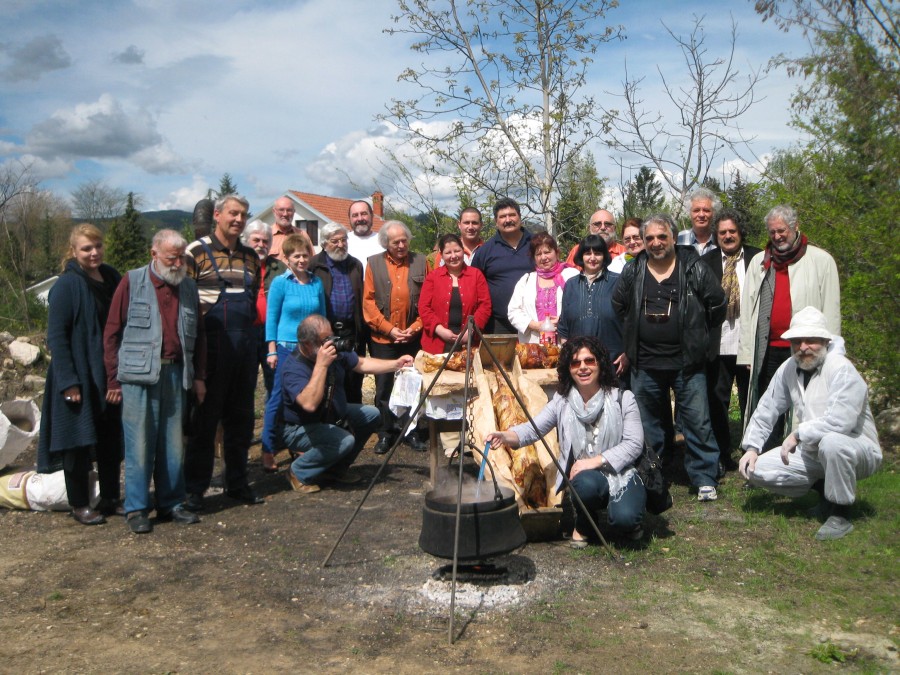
[554,152,604,253]
[621,166,664,221]
[105,192,148,273]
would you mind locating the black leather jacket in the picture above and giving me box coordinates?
[612,246,726,370]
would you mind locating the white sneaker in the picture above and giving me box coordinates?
[697,485,718,502]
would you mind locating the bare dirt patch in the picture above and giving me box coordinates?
[0,362,895,673]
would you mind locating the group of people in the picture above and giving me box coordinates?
[36,189,881,543]
[480,191,880,544]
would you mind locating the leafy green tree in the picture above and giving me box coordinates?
[620,166,664,222]
[756,0,900,407]
[105,192,148,273]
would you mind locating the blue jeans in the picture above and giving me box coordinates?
[571,470,645,536]
[631,367,719,487]
[121,364,186,514]
[284,404,380,484]
[261,342,293,454]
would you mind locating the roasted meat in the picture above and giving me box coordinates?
[515,343,560,369]
[491,382,547,508]
[421,349,474,373]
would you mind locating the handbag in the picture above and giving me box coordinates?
[635,442,673,515]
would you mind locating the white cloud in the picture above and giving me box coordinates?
[156,174,209,211]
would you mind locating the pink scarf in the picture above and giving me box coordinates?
[535,260,567,289]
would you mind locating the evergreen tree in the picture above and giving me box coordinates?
[554,151,604,254]
[621,166,664,221]
[724,171,767,242]
[105,192,148,273]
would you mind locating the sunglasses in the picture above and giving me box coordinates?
[644,294,673,324]
[569,356,598,368]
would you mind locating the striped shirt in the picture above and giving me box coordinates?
[186,233,261,317]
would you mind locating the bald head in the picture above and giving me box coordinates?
[589,209,617,245]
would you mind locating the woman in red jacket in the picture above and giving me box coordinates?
[418,233,492,354]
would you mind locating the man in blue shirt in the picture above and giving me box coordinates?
[471,197,534,334]
[281,314,414,492]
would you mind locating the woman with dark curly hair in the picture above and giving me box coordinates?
[486,335,646,547]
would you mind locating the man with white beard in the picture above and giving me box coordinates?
[346,200,384,275]
[310,222,367,404]
[104,229,207,534]
[739,307,882,540]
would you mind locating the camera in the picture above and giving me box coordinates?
[324,335,355,352]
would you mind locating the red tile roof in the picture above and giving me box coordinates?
[289,191,385,232]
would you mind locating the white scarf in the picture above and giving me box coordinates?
[562,387,634,501]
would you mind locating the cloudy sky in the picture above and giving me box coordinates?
[0,0,810,215]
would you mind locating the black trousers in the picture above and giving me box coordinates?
[63,404,122,508]
[368,339,420,440]
[185,330,257,494]
[706,354,750,458]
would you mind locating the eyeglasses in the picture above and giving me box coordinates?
[644,294,673,324]
[569,356,598,368]
[327,237,348,245]
[274,208,295,214]
[591,220,616,229]
[623,235,642,243]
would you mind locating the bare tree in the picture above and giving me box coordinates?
[382,0,623,235]
[0,162,46,329]
[70,179,128,222]
[603,16,762,220]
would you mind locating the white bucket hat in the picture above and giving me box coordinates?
[781,306,834,341]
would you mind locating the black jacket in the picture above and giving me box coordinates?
[612,246,726,370]
[309,251,366,340]
[700,244,762,356]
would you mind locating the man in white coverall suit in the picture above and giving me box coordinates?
[738,306,882,540]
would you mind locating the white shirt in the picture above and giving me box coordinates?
[347,230,384,275]
[718,248,746,356]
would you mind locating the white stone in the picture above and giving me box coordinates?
[0,331,14,343]
[24,375,46,390]
[8,340,41,366]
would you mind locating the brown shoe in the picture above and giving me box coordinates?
[287,472,320,494]
[71,506,106,526]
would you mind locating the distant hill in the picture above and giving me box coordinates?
[142,209,192,231]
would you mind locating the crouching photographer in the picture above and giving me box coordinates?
[280,315,414,494]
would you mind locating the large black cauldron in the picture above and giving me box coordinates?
[419,484,527,560]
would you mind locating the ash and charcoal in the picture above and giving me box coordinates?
[418,555,536,610]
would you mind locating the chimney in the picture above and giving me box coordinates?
[372,191,384,218]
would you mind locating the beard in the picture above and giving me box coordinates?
[325,247,349,262]
[794,348,827,372]
[155,262,186,286]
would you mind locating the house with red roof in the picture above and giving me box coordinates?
[253,190,386,247]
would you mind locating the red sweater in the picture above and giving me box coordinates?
[417,265,492,354]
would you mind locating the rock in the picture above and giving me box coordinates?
[24,375,46,391]
[1,359,12,369]
[16,336,32,344]
[874,407,899,451]
[0,331,14,344]
[8,340,41,366]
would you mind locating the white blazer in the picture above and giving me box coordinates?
[507,268,578,343]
